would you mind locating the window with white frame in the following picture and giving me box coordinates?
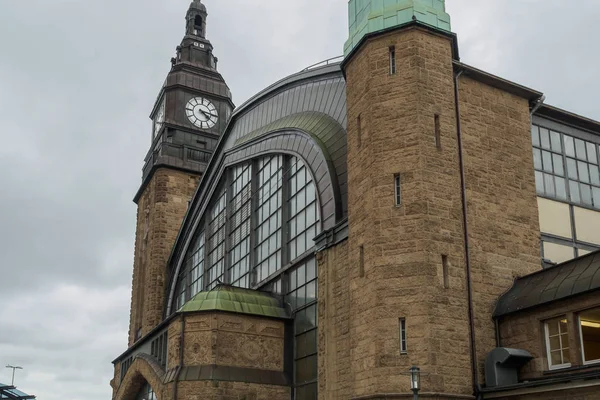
[579,308,600,365]
[545,317,571,369]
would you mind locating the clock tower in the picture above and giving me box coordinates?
[127,0,233,346]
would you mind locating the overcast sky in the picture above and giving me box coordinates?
[0,0,599,399]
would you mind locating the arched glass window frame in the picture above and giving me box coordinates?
[171,153,322,309]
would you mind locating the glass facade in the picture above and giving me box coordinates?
[532,124,600,263]
[287,258,318,399]
[173,154,321,399]
[532,125,600,209]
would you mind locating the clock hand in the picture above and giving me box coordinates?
[198,109,210,120]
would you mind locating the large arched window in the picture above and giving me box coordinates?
[174,154,320,309]
[135,382,156,400]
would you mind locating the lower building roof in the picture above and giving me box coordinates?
[0,385,35,400]
[494,250,600,318]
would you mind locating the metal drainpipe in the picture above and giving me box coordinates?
[173,314,185,400]
[453,69,480,399]
[530,95,546,118]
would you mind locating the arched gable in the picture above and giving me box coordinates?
[114,355,165,400]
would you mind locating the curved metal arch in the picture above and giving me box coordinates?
[165,129,340,315]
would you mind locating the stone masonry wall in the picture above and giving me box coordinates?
[128,169,200,346]
[458,76,542,380]
[177,381,290,400]
[317,240,350,400]
[341,24,542,398]
[344,26,471,398]
[182,313,285,371]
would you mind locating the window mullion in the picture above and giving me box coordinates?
[224,169,234,285]
[202,217,210,292]
[250,160,259,287]
[282,156,291,269]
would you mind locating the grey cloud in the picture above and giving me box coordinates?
[0,1,599,399]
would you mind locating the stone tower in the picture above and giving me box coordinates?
[127,0,234,347]
[326,0,542,398]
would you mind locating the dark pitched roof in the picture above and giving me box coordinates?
[494,251,600,318]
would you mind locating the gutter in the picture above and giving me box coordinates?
[454,69,480,399]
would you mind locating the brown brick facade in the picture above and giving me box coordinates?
[128,168,201,346]
[331,23,542,399]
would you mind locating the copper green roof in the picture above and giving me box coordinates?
[344,0,452,56]
[179,285,289,319]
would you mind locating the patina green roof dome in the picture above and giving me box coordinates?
[179,285,290,319]
[344,0,452,56]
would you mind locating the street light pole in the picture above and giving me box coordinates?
[5,365,23,386]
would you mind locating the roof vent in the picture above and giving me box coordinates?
[485,348,533,388]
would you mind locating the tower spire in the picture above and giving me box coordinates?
[186,0,207,38]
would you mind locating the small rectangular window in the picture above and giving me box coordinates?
[357,114,362,148]
[394,174,402,206]
[442,255,450,289]
[434,114,441,150]
[400,318,407,354]
[359,245,365,277]
[545,317,571,370]
[389,46,396,75]
[579,308,600,365]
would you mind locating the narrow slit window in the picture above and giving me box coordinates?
[442,255,449,289]
[400,318,407,354]
[394,174,402,206]
[389,46,396,75]
[434,114,441,150]
[357,114,362,148]
[359,245,365,277]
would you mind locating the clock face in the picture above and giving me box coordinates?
[185,97,218,129]
[153,100,165,138]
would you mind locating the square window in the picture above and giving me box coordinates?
[564,135,575,158]
[540,128,551,150]
[579,308,600,364]
[542,151,553,173]
[535,171,544,195]
[576,139,588,161]
[550,131,562,152]
[587,142,598,164]
[545,317,571,370]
